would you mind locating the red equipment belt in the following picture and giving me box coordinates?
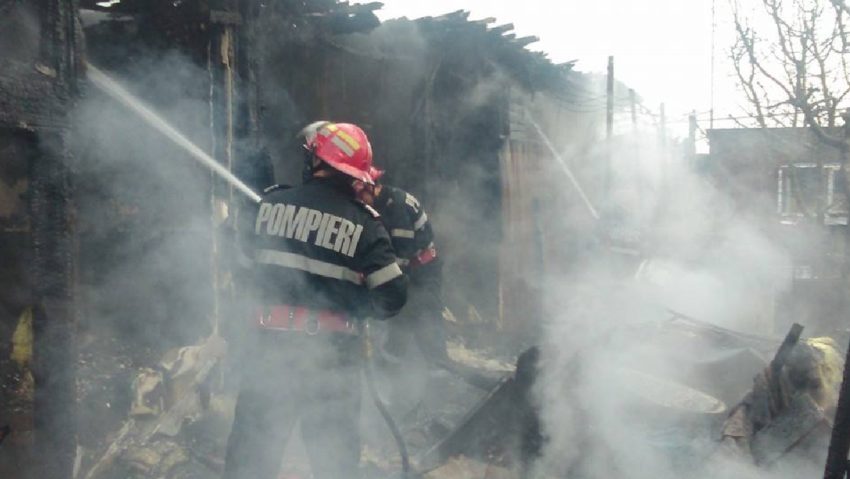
[254,305,356,335]
[400,244,437,268]
[413,245,437,266]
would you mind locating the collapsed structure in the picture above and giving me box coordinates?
[0,1,613,476]
[2,1,850,479]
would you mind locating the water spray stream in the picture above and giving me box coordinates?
[525,110,601,220]
[85,62,263,204]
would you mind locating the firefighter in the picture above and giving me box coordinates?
[223,121,407,479]
[360,168,448,364]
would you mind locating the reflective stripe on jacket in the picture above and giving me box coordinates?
[242,177,407,319]
[373,185,436,268]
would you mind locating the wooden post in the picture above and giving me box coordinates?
[606,56,614,140]
[658,102,669,195]
[209,7,239,336]
[29,2,80,477]
[30,131,77,479]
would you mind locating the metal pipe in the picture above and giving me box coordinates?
[84,62,262,204]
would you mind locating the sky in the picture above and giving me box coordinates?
[376,0,741,139]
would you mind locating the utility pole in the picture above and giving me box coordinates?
[710,0,716,130]
[606,55,614,197]
[659,102,669,193]
[607,56,614,140]
[629,88,644,226]
[688,110,697,163]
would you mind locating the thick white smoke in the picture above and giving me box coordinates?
[528,130,819,478]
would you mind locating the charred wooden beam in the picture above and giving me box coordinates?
[489,23,515,36]
[418,347,540,472]
[433,9,469,22]
[208,0,240,335]
[0,71,63,129]
[8,1,81,478]
[513,36,540,48]
[470,17,497,26]
[30,130,76,479]
[234,0,273,192]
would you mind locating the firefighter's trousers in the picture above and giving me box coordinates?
[223,332,361,479]
[385,276,447,363]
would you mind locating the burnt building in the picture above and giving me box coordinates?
[1,1,621,476]
[708,127,850,336]
[72,1,619,358]
[0,1,81,477]
[251,9,612,346]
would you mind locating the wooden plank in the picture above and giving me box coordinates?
[418,348,539,471]
[82,335,226,479]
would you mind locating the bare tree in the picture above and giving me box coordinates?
[731,0,850,148]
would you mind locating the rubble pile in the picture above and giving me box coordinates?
[76,336,227,479]
[72,328,522,479]
[718,335,845,470]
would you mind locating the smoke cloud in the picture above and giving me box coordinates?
[528,132,819,478]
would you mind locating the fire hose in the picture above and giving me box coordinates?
[85,62,414,477]
[360,320,416,479]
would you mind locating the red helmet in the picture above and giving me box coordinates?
[303,121,375,184]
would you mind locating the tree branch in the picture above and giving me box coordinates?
[730,0,849,148]
[731,5,770,127]
[832,0,850,16]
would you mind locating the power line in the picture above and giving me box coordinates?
[564,78,605,98]
[549,94,637,113]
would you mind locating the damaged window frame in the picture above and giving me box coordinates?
[777,162,849,226]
